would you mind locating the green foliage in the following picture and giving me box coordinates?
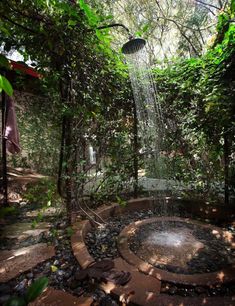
[0,74,13,96]
[25,277,48,303]
[5,277,48,306]
[151,4,235,195]
[216,12,229,34]
[5,297,26,306]
[9,91,61,175]
[79,0,100,27]
[0,0,132,209]
[135,23,150,38]
[2,0,233,205]
[66,226,74,237]
[23,179,62,226]
[0,54,13,95]
[24,179,60,207]
[0,206,17,219]
[50,228,58,237]
[0,54,10,69]
[232,0,235,13]
[116,195,127,207]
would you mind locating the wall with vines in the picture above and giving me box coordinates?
[153,3,235,201]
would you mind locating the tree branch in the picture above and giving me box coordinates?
[222,0,229,10]
[156,15,211,32]
[218,0,224,9]
[158,17,200,56]
[0,14,38,34]
[194,0,221,10]
[8,4,53,27]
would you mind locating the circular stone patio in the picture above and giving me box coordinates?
[117,216,235,286]
[71,197,235,305]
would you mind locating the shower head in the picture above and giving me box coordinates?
[122,37,146,54]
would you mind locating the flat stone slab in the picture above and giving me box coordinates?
[29,288,93,306]
[0,222,51,243]
[0,243,55,282]
[101,257,161,306]
[25,207,63,218]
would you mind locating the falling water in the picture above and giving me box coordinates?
[126,49,164,153]
[125,47,168,216]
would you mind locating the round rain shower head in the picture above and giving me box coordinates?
[122,38,146,54]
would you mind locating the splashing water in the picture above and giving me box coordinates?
[146,230,197,248]
[125,49,164,161]
[125,48,169,216]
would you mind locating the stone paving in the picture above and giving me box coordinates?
[0,222,51,248]
[71,198,235,305]
[110,258,161,305]
[0,243,55,282]
[1,196,235,305]
[29,288,93,306]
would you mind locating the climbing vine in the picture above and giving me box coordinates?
[153,2,235,202]
[0,0,234,208]
[0,0,134,210]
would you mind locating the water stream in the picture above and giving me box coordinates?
[125,48,169,216]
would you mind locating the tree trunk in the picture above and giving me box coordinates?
[1,89,8,207]
[58,74,74,215]
[57,115,66,197]
[64,116,73,213]
[224,131,230,205]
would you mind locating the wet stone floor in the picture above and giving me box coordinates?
[1,201,235,304]
[129,221,235,274]
[0,203,116,306]
[85,208,235,297]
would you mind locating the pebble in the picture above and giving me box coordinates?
[195,286,206,294]
[53,259,59,266]
[57,270,65,276]
[0,295,11,304]
[93,289,106,301]
[3,202,235,301]
[58,222,67,229]
[73,287,85,296]
[0,284,12,294]
[169,286,177,295]
[67,278,80,289]
[99,295,119,306]
[19,202,27,206]
[177,288,188,297]
[64,271,72,279]
[14,279,28,293]
[26,272,34,279]
[61,262,69,269]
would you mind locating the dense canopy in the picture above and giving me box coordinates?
[0,0,234,207]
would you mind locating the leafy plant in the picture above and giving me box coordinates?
[0,54,13,96]
[66,226,74,237]
[0,207,17,219]
[0,74,13,96]
[116,195,127,207]
[5,277,48,306]
[24,179,60,207]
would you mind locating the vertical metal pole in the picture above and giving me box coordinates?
[1,89,8,207]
